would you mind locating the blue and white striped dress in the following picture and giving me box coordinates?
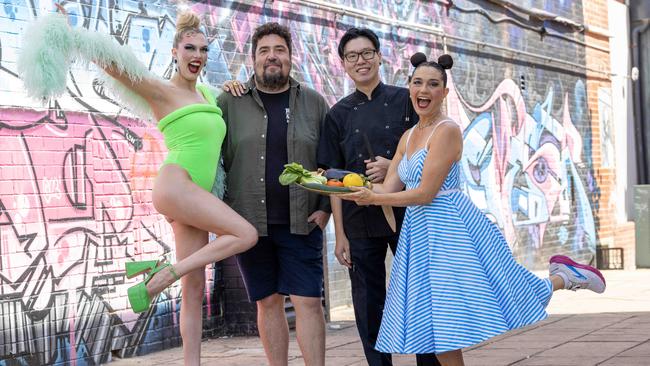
[375,122,553,354]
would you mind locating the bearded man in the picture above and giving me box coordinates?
[217,22,330,366]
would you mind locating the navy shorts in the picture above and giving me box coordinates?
[236,224,324,302]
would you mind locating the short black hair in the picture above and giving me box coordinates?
[337,28,380,59]
[252,22,292,58]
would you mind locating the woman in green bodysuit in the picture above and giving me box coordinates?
[20,7,258,365]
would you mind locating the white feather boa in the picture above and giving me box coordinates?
[19,12,155,119]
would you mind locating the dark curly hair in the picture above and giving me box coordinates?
[252,22,292,59]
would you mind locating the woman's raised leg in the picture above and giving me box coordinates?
[143,165,258,303]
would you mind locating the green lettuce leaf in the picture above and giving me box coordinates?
[278,162,326,185]
[279,171,302,185]
[300,175,327,185]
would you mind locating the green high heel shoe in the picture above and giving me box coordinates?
[127,263,179,313]
[125,260,159,279]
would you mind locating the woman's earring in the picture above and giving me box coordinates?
[173,59,178,72]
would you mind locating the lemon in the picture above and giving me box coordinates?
[342,173,364,187]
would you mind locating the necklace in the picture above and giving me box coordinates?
[417,111,443,129]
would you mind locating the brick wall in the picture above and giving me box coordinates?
[0,0,624,364]
[582,0,636,268]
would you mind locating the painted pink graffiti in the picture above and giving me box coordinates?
[446,75,595,253]
[0,107,175,311]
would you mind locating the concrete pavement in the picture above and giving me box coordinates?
[108,270,650,365]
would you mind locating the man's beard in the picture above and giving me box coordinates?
[256,68,289,90]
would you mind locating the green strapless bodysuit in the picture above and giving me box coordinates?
[157,85,225,191]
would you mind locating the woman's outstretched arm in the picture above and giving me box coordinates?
[18,10,163,119]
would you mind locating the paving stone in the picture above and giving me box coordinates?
[533,341,638,358]
[464,349,538,365]
[618,341,650,357]
[538,316,631,331]
[576,329,650,342]
[205,356,267,365]
[598,356,650,365]
[514,356,607,365]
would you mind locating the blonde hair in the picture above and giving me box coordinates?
[173,11,204,47]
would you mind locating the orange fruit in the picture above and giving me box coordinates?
[327,180,344,187]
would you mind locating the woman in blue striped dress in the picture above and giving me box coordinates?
[341,53,606,366]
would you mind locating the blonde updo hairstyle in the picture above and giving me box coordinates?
[173,11,205,48]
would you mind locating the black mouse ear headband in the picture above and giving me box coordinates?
[408,52,453,83]
[409,52,454,69]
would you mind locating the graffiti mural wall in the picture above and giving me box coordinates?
[0,0,602,363]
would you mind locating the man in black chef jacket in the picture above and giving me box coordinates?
[318,28,441,366]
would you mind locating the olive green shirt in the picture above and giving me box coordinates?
[217,76,330,236]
